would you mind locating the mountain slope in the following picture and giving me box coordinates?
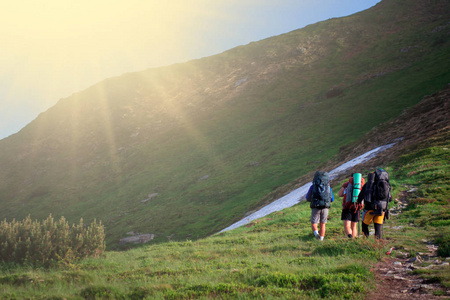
[0,125,448,299]
[0,0,449,247]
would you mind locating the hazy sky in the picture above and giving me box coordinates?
[0,0,381,140]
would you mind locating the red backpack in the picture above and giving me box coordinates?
[343,173,363,210]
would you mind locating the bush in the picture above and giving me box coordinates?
[436,234,450,257]
[0,215,105,267]
[80,285,124,299]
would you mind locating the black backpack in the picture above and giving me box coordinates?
[371,169,392,215]
[363,172,375,205]
[309,171,332,209]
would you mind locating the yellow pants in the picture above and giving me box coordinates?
[362,210,384,225]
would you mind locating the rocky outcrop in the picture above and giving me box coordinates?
[119,233,155,245]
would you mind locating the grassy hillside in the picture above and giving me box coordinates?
[0,128,448,299]
[0,0,449,248]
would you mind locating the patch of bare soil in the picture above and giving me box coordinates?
[367,257,448,300]
[365,189,450,299]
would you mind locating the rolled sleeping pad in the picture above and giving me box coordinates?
[352,173,362,203]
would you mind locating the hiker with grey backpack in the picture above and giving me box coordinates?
[357,169,392,239]
[306,171,334,241]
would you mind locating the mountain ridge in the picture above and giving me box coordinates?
[0,0,449,248]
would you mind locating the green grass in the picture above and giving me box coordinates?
[0,210,380,299]
[0,130,448,298]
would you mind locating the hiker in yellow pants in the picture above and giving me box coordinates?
[361,209,384,239]
[358,169,392,239]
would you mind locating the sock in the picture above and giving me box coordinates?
[313,230,319,237]
[319,236,324,241]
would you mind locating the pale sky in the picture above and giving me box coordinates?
[0,0,381,140]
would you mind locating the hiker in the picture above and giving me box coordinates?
[338,173,365,238]
[357,169,392,239]
[306,171,334,241]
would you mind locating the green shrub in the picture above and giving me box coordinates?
[0,274,33,286]
[0,215,105,267]
[80,285,125,299]
[128,287,153,299]
[436,234,450,257]
[256,272,303,288]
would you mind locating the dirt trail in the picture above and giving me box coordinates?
[368,257,448,299]
[351,86,450,299]
[366,189,449,299]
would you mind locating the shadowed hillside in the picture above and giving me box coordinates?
[0,0,449,248]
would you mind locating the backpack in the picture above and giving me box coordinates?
[371,169,391,215]
[343,173,362,209]
[363,172,376,205]
[309,171,332,209]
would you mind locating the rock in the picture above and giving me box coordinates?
[426,244,438,252]
[408,256,422,263]
[119,233,155,245]
[393,261,402,266]
[141,193,158,203]
[392,226,404,230]
[419,284,434,290]
[198,175,210,181]
[395,252,407,259]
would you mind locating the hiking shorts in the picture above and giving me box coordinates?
[311,208,329,224]
[341,208,360,222]
[362,210,384,225]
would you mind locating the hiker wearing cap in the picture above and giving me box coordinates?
[306,171,334,241]
[339,173,365,238]
[357,169,392,239]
